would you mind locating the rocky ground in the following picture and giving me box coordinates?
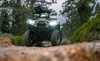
[0,42,100,61]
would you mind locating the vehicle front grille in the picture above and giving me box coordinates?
[37,21,46,27]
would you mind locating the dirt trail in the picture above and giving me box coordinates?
[0,42,100,61]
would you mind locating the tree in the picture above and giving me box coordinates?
[70,6,100,43]
[0,10,10,33]
[10,0,36,35]
[0,0,10,33]
[61,0,99,38]
[0,0,36,35]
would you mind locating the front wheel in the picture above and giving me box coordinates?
[51,30,62,46]
[24,30,34,47]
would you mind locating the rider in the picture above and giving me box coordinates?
[34,1,52,17]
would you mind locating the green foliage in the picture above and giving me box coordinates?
[0,32,24,46]
[61,0,99,39]
[0,0,36,35]
[64,13,81,38]
[0,10,10,33]
[11,35,24,46]
[70,16,100,43]
[62,0,99,23]
[10,0,36,35]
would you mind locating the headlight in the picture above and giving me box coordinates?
[26,19,35,25]
[49,21,58,26]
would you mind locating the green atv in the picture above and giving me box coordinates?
[24,13,63,47]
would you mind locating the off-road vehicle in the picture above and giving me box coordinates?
[24,12,63,47]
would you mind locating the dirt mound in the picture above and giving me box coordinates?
[0,42,100,61]
[0,36,12,47]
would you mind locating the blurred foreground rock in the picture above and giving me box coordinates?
[0,42,100,61]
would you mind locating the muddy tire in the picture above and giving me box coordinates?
[24,30,34,47]
[51,30,61,46]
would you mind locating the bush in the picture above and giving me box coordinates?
[70,17,100,43]
[0,32,24,46]
[0,36,12,47]
[11,35,24,46]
